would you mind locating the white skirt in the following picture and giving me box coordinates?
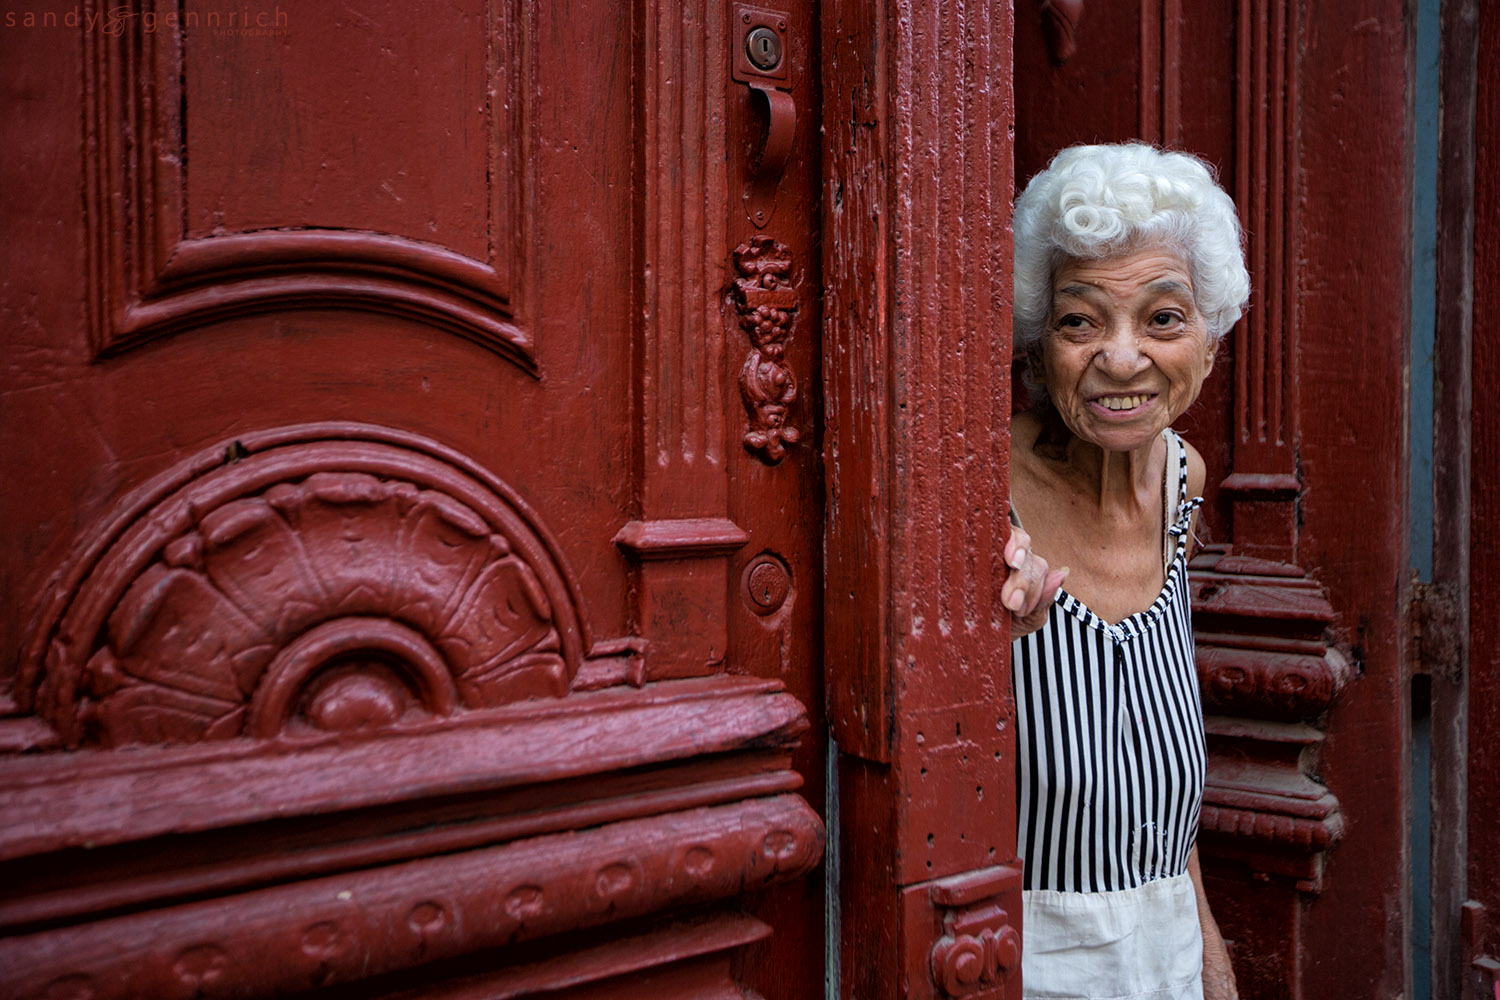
[1021,873,1204,1000]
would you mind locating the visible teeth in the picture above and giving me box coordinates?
[1100,394,1149,411]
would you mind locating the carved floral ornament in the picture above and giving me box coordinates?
[19,424,586,749]
[732,235,801,463]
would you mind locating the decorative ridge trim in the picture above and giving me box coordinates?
[1189,542,1348,891]
[0,678,808,861]
[380,911,772,999]
[1192,581,1337,626]
[1197,645,1351,720]
[115,230,533,370]
[613,518,751,560]
[1199,802,1345,852]
[0,795,824,1000]
[925,864,1024,998]
[1220,472,1302,497]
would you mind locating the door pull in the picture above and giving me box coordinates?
[732,5,795,227]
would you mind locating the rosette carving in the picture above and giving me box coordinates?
[21,424,585,748]
[931,915,1020,997]
[926,865,1023,999]
[732,235,800,463]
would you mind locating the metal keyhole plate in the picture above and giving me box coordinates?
[731,5,791,87]
[746,27,782,71]
[742,553,792,617]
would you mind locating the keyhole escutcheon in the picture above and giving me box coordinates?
[746,27,782,71]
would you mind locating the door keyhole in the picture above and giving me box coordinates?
[746,27,782,71]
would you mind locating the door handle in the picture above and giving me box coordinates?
[747,82,796,181]
[732,5,794,228]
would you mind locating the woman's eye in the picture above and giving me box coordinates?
[1057,314,1089,329]
[1151,311,1178,326]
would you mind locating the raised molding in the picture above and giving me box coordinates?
[625,1,735,679]
[0,794,822,1000]
[1233,0,1299,477]
[1191,545,1348,890]
[639,0,728,494]
[613,519,751,561]
[1039,0,1085,64]
[1138,0,1181,143]
[0,677,809,921]
[81,0,532,366]
[378,911,774,999]
[926,866,1023,999]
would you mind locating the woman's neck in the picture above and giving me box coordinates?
[1034,406,1160,513]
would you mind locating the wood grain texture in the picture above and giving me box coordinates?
[1465,3,1500,996]
[1429,1,1477,994]
[822,0,1020,995]
[1289,4,1412,998]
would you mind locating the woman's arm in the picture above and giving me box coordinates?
[1188,848,1239,1000]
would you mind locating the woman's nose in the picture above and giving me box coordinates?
[1095,328,1148,376]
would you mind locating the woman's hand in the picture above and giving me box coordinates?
[1003,524,1069,639]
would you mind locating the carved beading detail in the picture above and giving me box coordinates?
[22,425,585,748]
[1197,646,1351,721]
[732,235,800,463]
[0,795,823,1000]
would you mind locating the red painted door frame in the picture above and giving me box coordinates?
[1459,3,1500,996]
[821,3,1023,997]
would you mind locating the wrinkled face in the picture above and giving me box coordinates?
[1038,246,1217,454]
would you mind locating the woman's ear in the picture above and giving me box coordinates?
[1203,334,1221,375]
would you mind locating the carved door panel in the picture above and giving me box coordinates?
[1014,2,1412,997]
[0,2,826,997]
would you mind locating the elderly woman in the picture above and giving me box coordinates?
[1000,143,1245,1000]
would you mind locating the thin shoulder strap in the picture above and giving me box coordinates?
[1162,430,1182,573]
[1172,428,1189,501]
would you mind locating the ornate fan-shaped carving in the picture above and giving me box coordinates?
[22,424,586,748]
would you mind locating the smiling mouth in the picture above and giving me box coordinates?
[1095,393,1154,411]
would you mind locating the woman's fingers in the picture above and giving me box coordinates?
[1002,526,1035,613]
[1038,566,1074,614]
[1017,562,1064,618]
[1004,526,1031,571]
[1004,543,1058,619]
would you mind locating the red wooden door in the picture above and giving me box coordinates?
[1013,2,1411,997]
[1462,5,1500,996]
[0,2,829,996]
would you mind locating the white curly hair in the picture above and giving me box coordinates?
[1012,142,1250,404]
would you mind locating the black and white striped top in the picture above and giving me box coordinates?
[1012,430,1207,894]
